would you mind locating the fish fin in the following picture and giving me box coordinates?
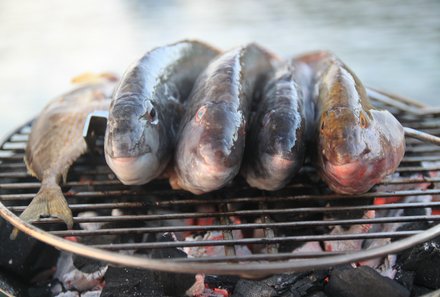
[11,185,73,239]
[71,72,119,84]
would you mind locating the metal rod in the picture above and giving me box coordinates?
[367,87,428,109]
[5,189,440,206]
[49,215,440,237]
[91,231,420,251]
[404,127,440,146]
[29,202,440,224]
[172,251,345,263]
[2,200,440,277]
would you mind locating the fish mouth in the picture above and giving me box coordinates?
[105,153,160,185]
[322,157,380,194]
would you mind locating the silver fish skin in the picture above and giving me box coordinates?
[242,59,313,190]
[105,40,220,185]
[172,43,276,194]
[297,51,405,195]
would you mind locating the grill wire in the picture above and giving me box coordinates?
[1,91,440,278]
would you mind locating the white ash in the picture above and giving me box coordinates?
[292,241,323,254]
[54,290,102,297]
[324,210,375,252]
[55,291,79,297]
[54,252,107,293]
[184,230,252,258]
[77,211,104,231]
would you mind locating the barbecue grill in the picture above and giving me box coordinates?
[1,89,440,279]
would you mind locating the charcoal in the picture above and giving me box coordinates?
[72,255,105,274]
[205,275,240,292]
[0,218,59,279]
[326,198,374,221]
[233,278,276,297]
[418,288,440,297]
[307,292,328,297]
[233,270,328,297]
[397,221,432,233]
[150,233,196,296]
[324,266,410,297]
[397,238,440,289]
[100,267,162,297]
[101,233,196,297]
[394,268,415,292]
[0,270,29,297]
[411,285,433,297]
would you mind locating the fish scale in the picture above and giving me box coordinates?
[171,43,277,194]
[105,40,220,186]
[12,77,117,238]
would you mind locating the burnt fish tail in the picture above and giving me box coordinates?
[296,51,405,194]
[12,77,117,238]
[242,59,313,191]
[173,43,277,194]
[105,40,220,185]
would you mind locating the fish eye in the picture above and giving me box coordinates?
[360,113,368,128]
[149,108,156,119]
[141,107,157,123]
[195,106,207,123]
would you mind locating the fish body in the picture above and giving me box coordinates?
[171,44,275,194]
[297,51,405,194]
[241,59,313,190]
[105,40,220,185]
[19,77,117,231]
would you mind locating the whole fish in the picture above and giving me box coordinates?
[105,40,220,185]
[17,75,117,233]
[171,44,275,194]
[241,59,313,190]
[297,51,405,194]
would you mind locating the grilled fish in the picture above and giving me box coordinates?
[16,74,117,235]
[105,40,220,185]
[297,51,405,194]
[171,43,275,194]
[241,59,313,190]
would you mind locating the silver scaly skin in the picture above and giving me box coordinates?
[171,43,276,194]
[105,40,220,185]
[297,51,405,194]
[242,59,314,190]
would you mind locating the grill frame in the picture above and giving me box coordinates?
[1,89,440,279]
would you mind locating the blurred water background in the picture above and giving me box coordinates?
[0,0,438,137]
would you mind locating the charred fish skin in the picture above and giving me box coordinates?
[105,40,220,185]
[297,51,405,194]
[15,76,117,237]
[242,60,313,191]
[172,43,276,194]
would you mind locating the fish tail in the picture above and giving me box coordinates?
[10,185,73,239]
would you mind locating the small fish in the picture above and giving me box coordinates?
[14,75,117,237]
[297,51,405,194]
[241,59,313,190]
[171,43,275,194]
[105,40,220,185]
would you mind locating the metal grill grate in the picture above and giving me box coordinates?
[1,90,440,278]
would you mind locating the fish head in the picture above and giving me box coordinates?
[105,97,162,185]
[319,107,371,165]
[318,107,405,193]
[176,101,245,193]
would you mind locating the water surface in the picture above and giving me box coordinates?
[0,0,438,137]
